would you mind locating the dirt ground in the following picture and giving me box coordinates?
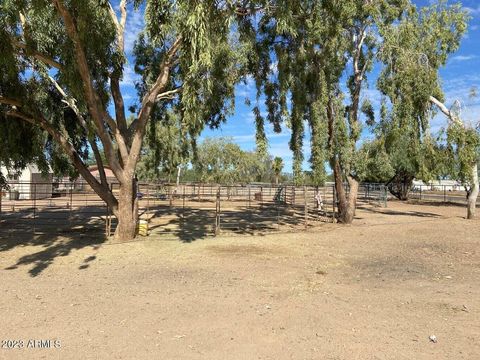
[0,201,479,359]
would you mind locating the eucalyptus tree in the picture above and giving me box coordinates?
[193,137,271,184]
[0,1,261,240]
[136,112,189,182]
[248,0,407,223]
[378,1,478,218]
[363,99,442,200]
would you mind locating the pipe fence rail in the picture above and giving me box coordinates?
[1,181,389,238]
[409,184,480,205]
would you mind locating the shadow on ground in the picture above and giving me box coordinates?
[0,205,107,277]
[359,205,442,218]
[0,201,315,274]
[146,203,317,242]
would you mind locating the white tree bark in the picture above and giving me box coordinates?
[467,163,479,219]
[429,96,479,219]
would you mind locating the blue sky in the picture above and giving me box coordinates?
[117,0,480,173]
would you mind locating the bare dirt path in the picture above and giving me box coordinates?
[1,201,479,359]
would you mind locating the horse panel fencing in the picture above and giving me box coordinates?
[0,181,389,239]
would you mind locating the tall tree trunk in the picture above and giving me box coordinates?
[467,163,479,220]
[332,159,358,224]
[275,174,279,185]
[113,177,138,241]
[345,176,359,222]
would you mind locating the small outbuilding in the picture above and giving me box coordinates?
[0,164,53,200]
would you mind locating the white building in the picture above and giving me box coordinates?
[412,179,461,192]
[0,165,53,200]
[428,180,461,191]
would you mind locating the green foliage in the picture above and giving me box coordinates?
[193,137,273,185]
[0,0,257,192]
[356,140,395,183]
[248,0,409,186]
[272,157,284,176]
[375,0,470,185]
[136,113,189,181]
[444,124,480,184]
[133,0,253,139]
[365,99,442,184]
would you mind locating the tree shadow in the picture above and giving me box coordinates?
[1,205,107,277]
[406,199,470,208]
[359,205,442,218]
[146,202,315,243]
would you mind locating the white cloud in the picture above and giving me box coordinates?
[124,7,145,55]
[120,63,140,88]
[269,61,278,76]
[232,134,255,143]
[450,55,477,62]
[236,75,256,98]
[465,6,480,16]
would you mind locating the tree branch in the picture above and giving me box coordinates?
[108,0,127,53]
[155,87,182,102]
[127,37,183,170]
[46,75,108,186]
[0,96,22,107]
[90,139,109,187]
[110,77,128,137]
[429,96,462,126]
[51,0,125,179]
[6,109,117,208]
[106,1,129,139]
[11,39,64,70]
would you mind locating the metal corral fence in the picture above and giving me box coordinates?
[409,183,480,205]
[0,181,388,239]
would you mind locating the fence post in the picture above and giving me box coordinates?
[33,183,36,234]
[332,184,336,223]
[444,185,446,203]
[304,185,308,229]
[105,184,109,237]
[147,185,150,217]
[214,187,221,235]
[182,185,186,219]
[384,185,387,207]
[105,182,113,237]
[69,182,73,225]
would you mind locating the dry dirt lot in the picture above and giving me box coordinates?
[0,201,479,359]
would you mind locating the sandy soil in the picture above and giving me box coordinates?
[0,201,479,359]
